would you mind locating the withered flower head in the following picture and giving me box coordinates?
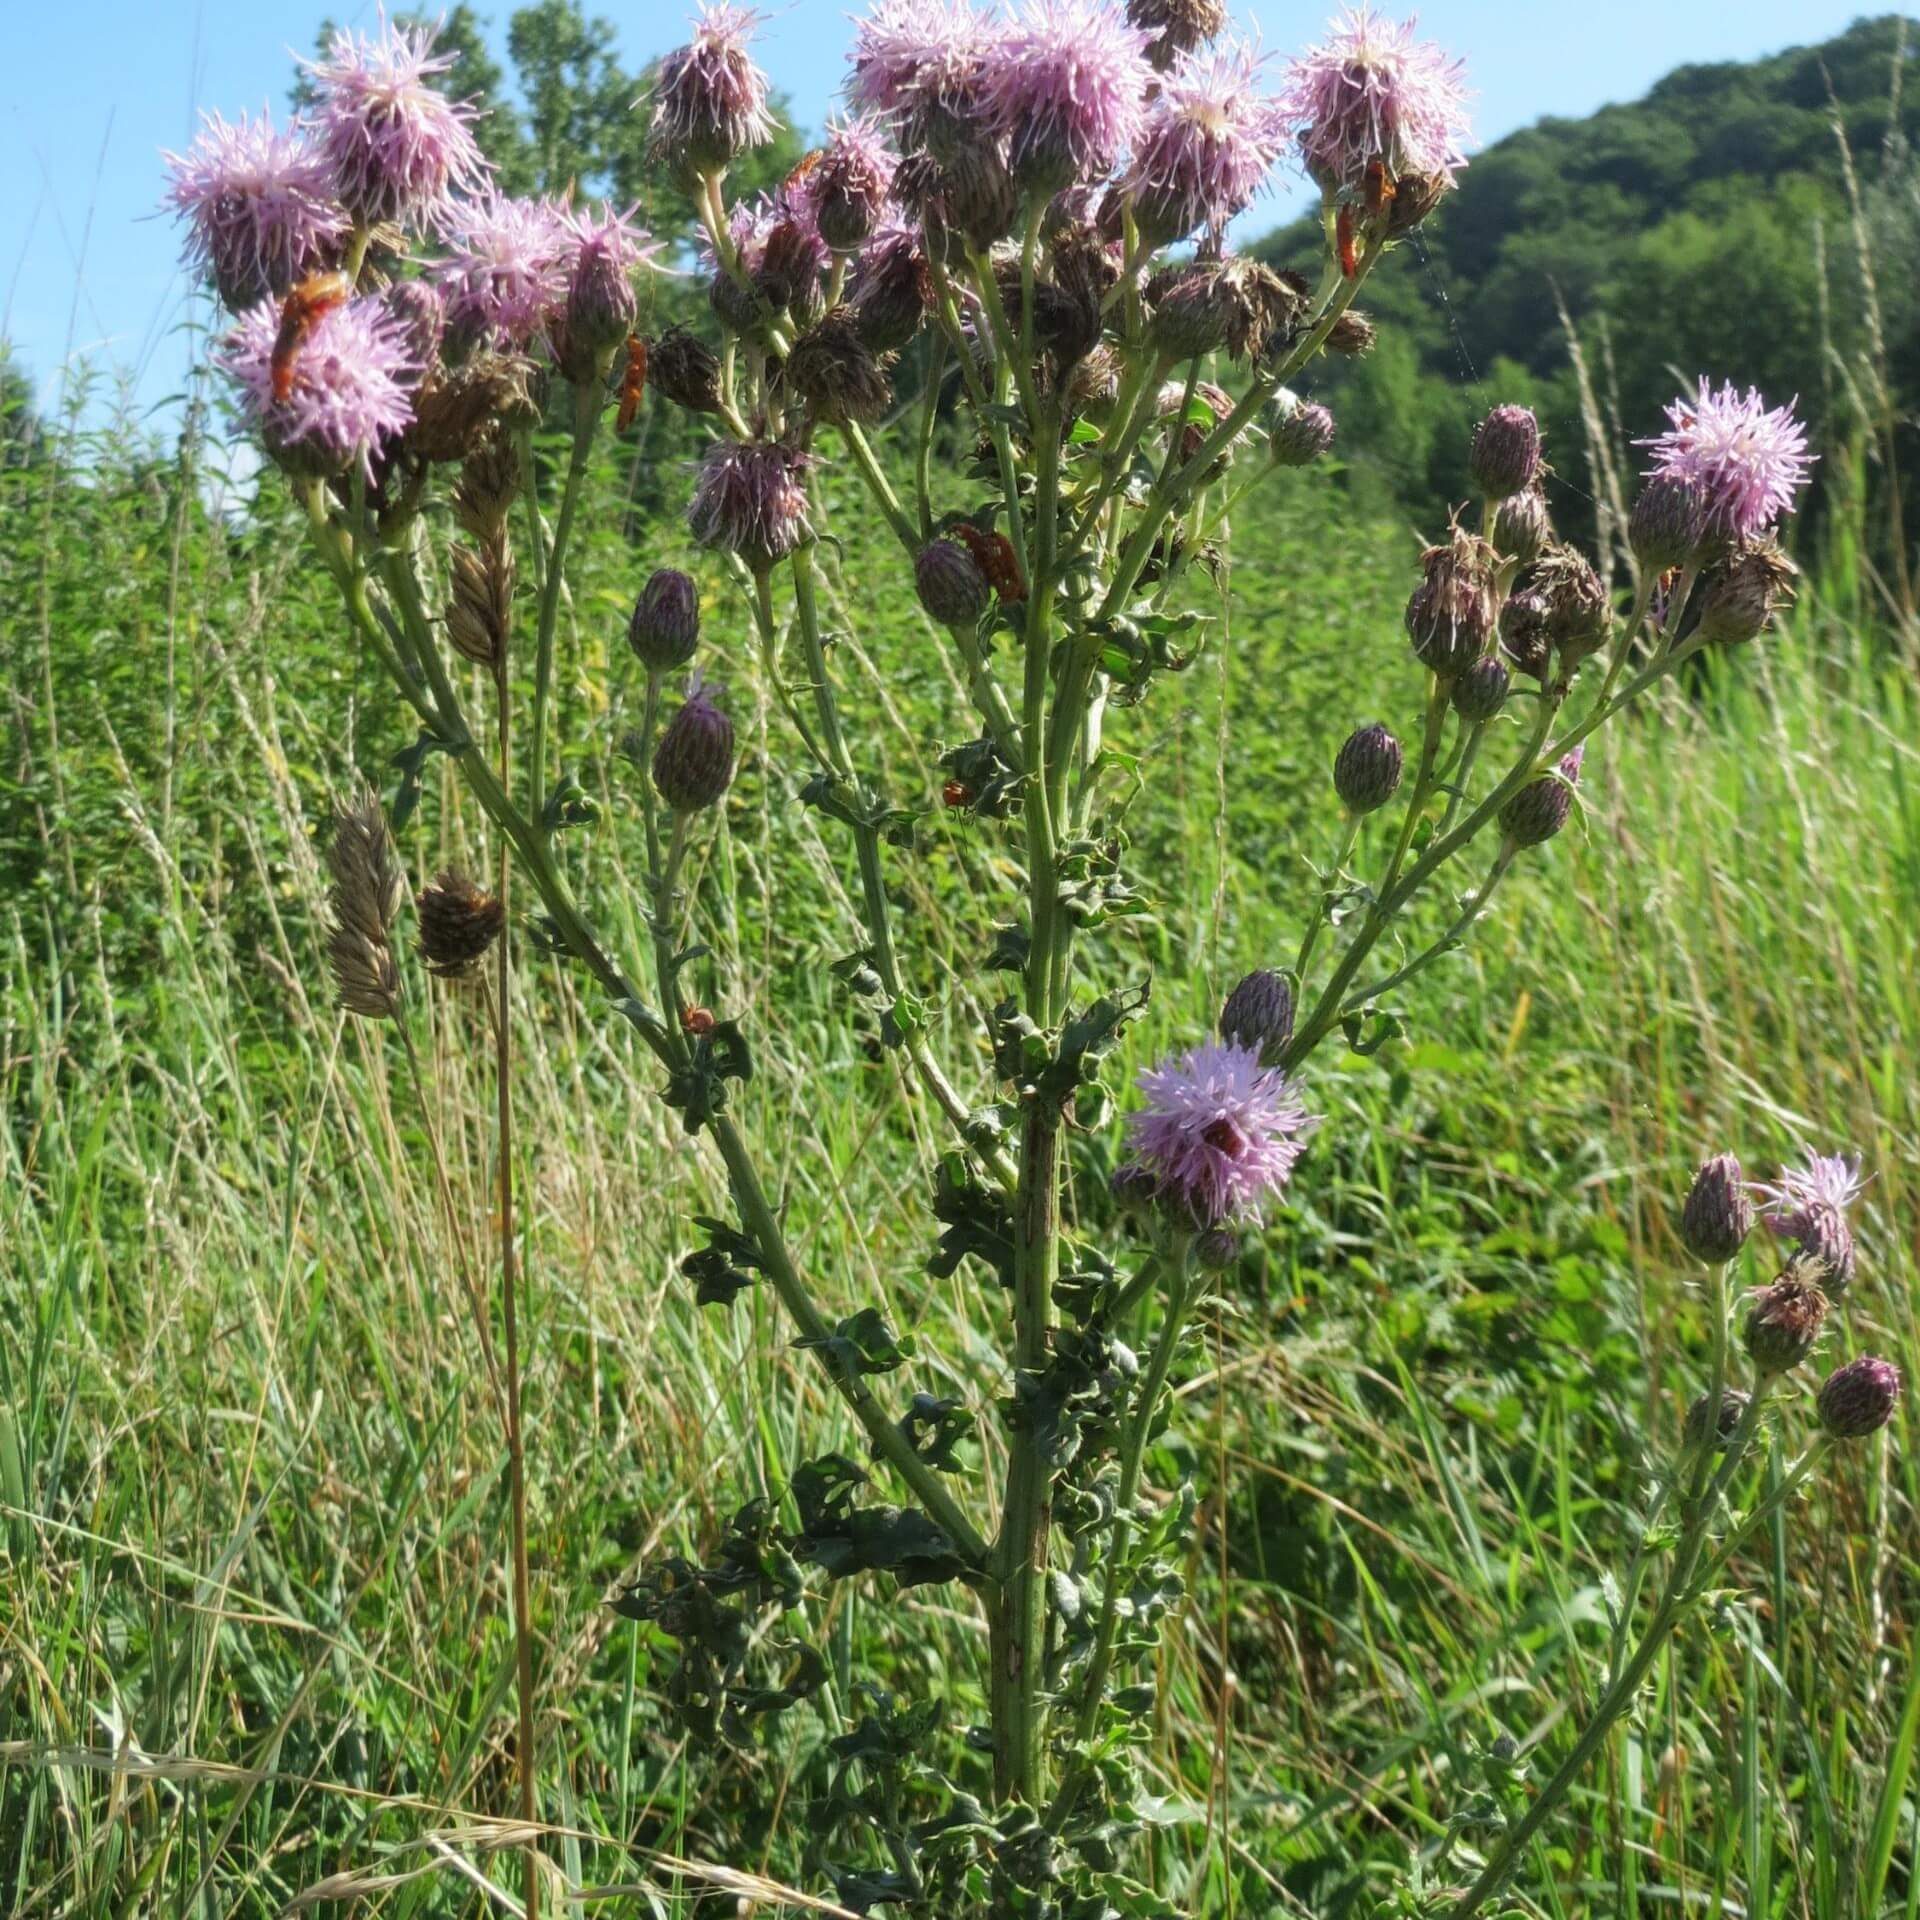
[404,351,541,465]
[1741,1266,1830,1378]
[1405,524,1498,679]
[782,307,895,423]
[418,869,506,979]
[1695,539,1798,647]
[648,325,725,414]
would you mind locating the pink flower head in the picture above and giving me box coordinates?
[1558,743,1585,784]
[219,294,417,481]
[848,0,994,134]
[1281,6,1471,197]
[1122,36,1287,243]
[558,200,661,349]
[1636,380,1814,542]
[1755,1147,1865,1226]
[162,108,349,311]
[688,439,816,568]
[304,13,488,231]
[805,115,899,248]
[1125,1039,1315,1228]
[983,0,1157,189]
[649,4,780,170]
[432,193,573,347]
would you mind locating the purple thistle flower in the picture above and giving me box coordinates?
[220,294,417,481]
[848,0,995,141]
[558,200,661,352]
[1122,37,1287,244]
[688,440,816,569]
[1755,1146,1866,1224]
[807,116,900,249]
[982,0,1157,191]
[1280,6,1471,198]
[432,193,573,348]
[1636,380,1815,543]
[1125,1040,1315,1229]
[304,14,487,232]
[162,108,349,311]
[649,4,780,171]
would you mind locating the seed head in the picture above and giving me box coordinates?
[1324,308,1376,357]
[648,325,725,414]
[1533,541,1609,662]
[629,569,702,672]
[1816,1355,1902,1440]
[652,676,737,813]
[324,784,403,1021]
[848,221,931,352]
[1219,969,1295,1064]
[1499,588,1552,680]
[915,539,994,628]
[782,307,895,424]
[1333,721,1403,814]
[1741,1268,1829,1377]
[1405,527,1498,679]
[446,541,513,669]
[1678,1153,1754,1265]
[418,869,506,979]
[1125,0,1226,70]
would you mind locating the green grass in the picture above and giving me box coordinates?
[0,400,1915,1918]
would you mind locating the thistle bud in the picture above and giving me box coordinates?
[1333,722,1404,815]
[567,238,638,356]
[1678,1153,1754,1265]
[915,539,993,629]
[1816,1355,1902,1439]
[1451,655,1510,724]
[1219,968,1294,1063]
[1499,589,1553,681]
[813,126,893,251]
[850,230,930,354]
[756,217,829,324]
[652,678,735,813]
[1324,310,1376,357]
[1406,530,1498,679]
[417,869,506,979]
[1629,470,1709,573]
[1195,1227,1241,1271]
[648,326,724,414]
[629,568,701,672]
[1148,264,1232,360]
[783,308,893,424]
[1684,1387,1750,1452]
[1492,485,1551,567]
[1741,1268,1829,1377]
[1271,399,1336,468]
[1499,746,1583,849]
[1468,405,1543,500]
[1110,1161,1160,1218]
[1694,540,1797,647]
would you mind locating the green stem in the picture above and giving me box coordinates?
[1294,813,1363,986]
[1342,844,1516,1011]
[528,382,599,835]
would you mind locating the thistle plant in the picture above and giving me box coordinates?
[165,4,1893,1912]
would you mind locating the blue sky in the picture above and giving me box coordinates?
[0,0,1889,419]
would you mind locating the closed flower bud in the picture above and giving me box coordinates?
[756,217,829,324]
[935,143,1021,249]
[567,239,638,355]
[1684,1387,1750,1452]
[1195,1226,1241,1270]
[652,678,735,813]
[1816,1355,1902,1439]
[915,539,993,628]
[1406,529,1498,679]
[417,869,506,979]
[1741,1268,1829,1377]
[648,325,724,414]
[1468,405,1543,499]
[1500,588,1553,681]
[1629,469,1709,572]
[1110,1161,1160,1217]
[849,227,929,353]
[1678,1152,1754,1264]
[1499,745,1583,849]
[1148,263,1232,360]
[1271,399,1336,467]
[629,568,701,672]
[783,307,893,424]
[1452,655,1510,724]
[1333,722,1404,815]
[1694,539,1797,646]
[1492,484,1551,567]
[1324,309,1376,357]
[1219,968,1295,1064]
